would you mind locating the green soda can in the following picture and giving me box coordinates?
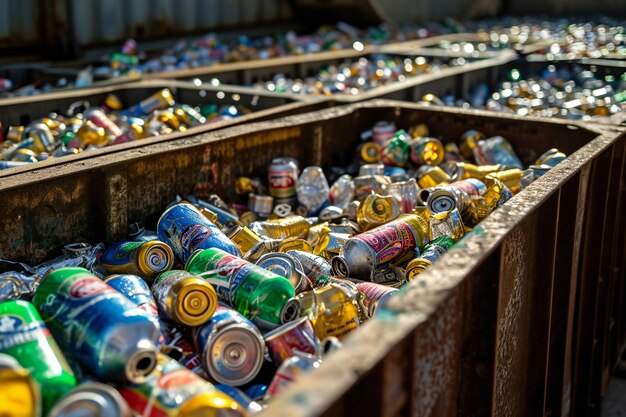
[185,248,299,329]
[0,300,77,414]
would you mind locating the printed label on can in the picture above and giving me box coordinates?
[269,171,297,198]
[180,224,213,257]
[355,221,417,265]
[102,242,142,264]
[69,278,113,299]
[0,315,50,350]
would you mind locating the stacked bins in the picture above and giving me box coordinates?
[0,100,624,416]
[142,44,516,103]
[0,79,328,173]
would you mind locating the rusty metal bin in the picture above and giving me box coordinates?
[0,101,624,416]
[0,79,329,175]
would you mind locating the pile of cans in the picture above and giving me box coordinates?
[0,118,567,415]
[252,54,466,96]
[427,64,626,121]
[0,88,248,169]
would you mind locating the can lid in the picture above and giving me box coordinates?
[205,324,264,386]
[331,256,350,277]
[176,279,217,326]
[138,241,174,276]
[125,344,158,384]
[47,382,132,417]
[280,298,301,324]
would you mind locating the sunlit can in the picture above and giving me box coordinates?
[278,238,313,253]
[72,120,107,147]
[152,270,218,327]
[314,232,351,261]
[409,137,445,165]
[293,283,360,340]
[268,157,299,206]
[406,236,455,280]
[332,214,429,280]
[48,382,132,417]
[84,108,133,145]
[485,168,523,193]
[355,282,399,317]
[459,129,485,159]
[451,162,503,181]
[250,215,311,240]
[157,203,241,263]
[416,165,452,189]
[225,225,262,256]
[100,241,174,283]
[264,317,319,366]
[425,178,487,214]
[536,148,566,167]
[356,194,400,231]
[122,88,176,117]
[6,126,24,143]
[24,123,56,153]
[118,353,246,417]
[192,305,265,386]
[32,267,160,383]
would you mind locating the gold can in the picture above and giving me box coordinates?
[0,355,40,417]
[6,126,25,143]
[307,222,331,248]
[409,123,429,138]
[235,177,255,195]
[278,238,313,253]
[357,194,400,231]
[358,142,381,164]
[75,120,108,146]
[409,137,445,166]
[459,129,485,159]
[416,165,452,189]
[452,162,503,181]
[412,206,432,224]
[486,169,523,194]
[294,283,360,340]
[255,216,311,240]
[226,225,262,255]
[314,232,351,260]
[11,148,38,162]
[104,93,124,111]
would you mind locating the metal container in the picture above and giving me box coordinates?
[0,101,624,417]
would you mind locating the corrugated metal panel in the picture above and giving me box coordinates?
[0,0,39,46]
[68,0,294,47]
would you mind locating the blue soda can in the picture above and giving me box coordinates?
[192,305,265,386]
[473,136,523,169]
[31,267,160,384]
[104,274,160,327]
[215,384,263,413]
[245,384,268,402]
[187,195,241,226]
[157,203,241,263]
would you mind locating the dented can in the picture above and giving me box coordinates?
[100,241,174,283]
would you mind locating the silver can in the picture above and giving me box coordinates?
[256,252,311,294]
[268,157,299,206]
[47,382,132,417]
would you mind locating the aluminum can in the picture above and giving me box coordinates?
[356,194,400,231]
[193,305,265,386]
[31,267,160,383]
[459,129,485,159]
[285,250,332,286]
[0,300,75,414]
[48,382,132,417]
[265,352,321,400]
[100,241,174,283]
[357,142,381,164]
[381,131,410,167]
[278,238,313,253]
[485,168,523,194]
[185,248,298,329]
[473,136,523,169]
[355,282,399,317]
[256,252,311,294]
[451,162,503,181]
[264,317,319,366]
[248,194,274,218]
[313,232,351,261]
[294,284,360,340]
[371,121,397,146]
[118,354,246,417]
[268,157,299,206]
[84,108,133,145]
[332,214,429,280]
[536,148,567,167]
[104,275,160,326]
[157,203,241,263]
[409,137,445,165]
[425,178,487,215]
[428,208,465,242]
[0,353,40,417]
[122,89,176,117]
[416,165,452,189]
[24,123,56,154]
[225,225,262,256]
[152,270,217,327]
[406,236,455,280]
[249,215,311,240]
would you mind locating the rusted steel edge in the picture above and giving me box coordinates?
[0,80,323,180]
[253,103,624,417]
